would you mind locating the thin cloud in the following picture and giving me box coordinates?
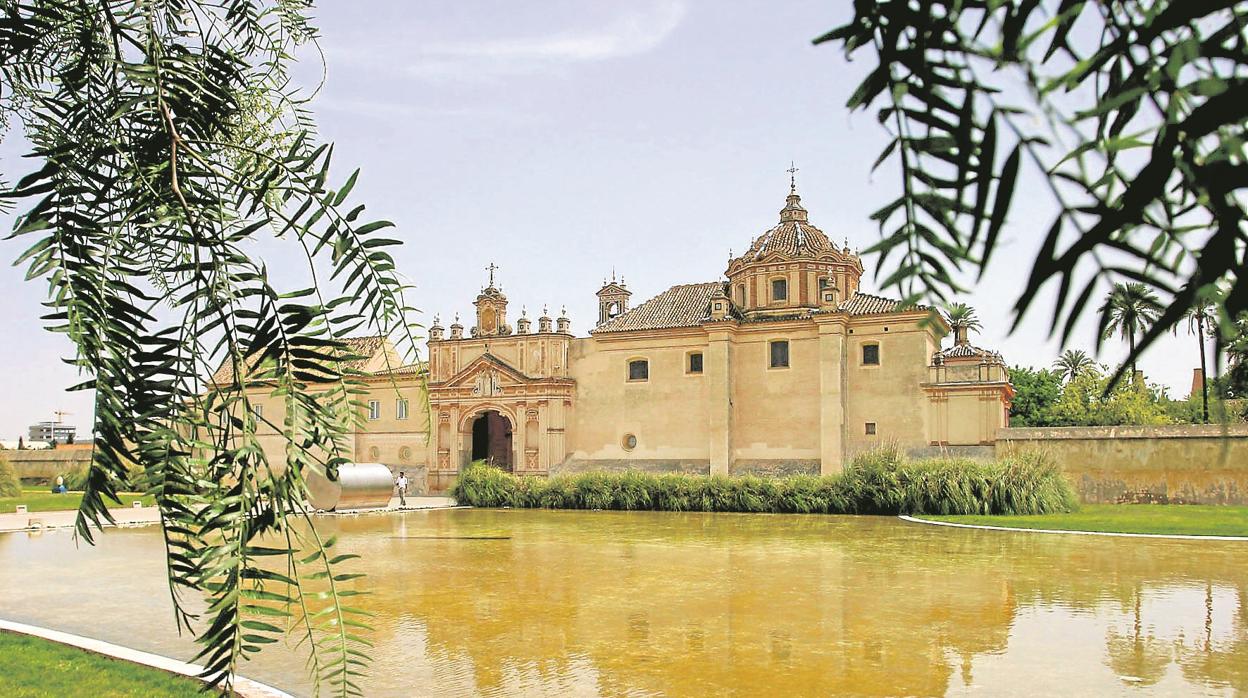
[407,1,687,80]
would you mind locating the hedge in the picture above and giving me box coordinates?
[450,447,1077,516]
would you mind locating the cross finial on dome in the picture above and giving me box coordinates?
[787,161,799,194]
[485,261,498,288]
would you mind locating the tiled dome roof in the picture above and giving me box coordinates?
[733,192,841,263]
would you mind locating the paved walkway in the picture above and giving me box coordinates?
[0,496,460,534]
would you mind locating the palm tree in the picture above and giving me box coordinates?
[945,302,982,345]
[1185,302,1214,423]
[1100,283,1163,377]
[1053,349,1094,383]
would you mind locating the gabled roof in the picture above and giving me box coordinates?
[209,335,388,386]
[592,282,725,334]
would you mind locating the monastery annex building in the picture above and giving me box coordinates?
[222,184,1014,493]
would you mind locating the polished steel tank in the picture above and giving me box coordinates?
[306,462,394,511]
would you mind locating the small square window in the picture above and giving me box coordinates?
[628,359,649,381]
[367,400,381,421]
[396,398,409,420]
[865,422,877,435]
[688,352,703,374]
[863,344,880,365]
[771,278,788,302]
[769,340,790,369]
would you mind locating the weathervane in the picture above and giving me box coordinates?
[786,161,799,193]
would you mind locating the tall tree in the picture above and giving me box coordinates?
[1185,302,1215,423]
[1100,283,1162,377]
[820,2,1248,384]
[1052,349,1094,383]
[0,2,415,693]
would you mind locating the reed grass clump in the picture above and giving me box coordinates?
[449,447,1077,516]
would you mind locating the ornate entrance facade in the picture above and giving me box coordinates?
[424,272,576,491]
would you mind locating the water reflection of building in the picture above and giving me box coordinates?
[301,513,1247,697]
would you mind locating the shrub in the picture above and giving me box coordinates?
[452,448,1078,517]
[0,452,21,498]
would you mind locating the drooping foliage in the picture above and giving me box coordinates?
[452,450,1079,517]
[819,1,1248,383]
[0,2,417,693]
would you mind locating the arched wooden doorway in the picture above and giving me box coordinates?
[469,409,513,471]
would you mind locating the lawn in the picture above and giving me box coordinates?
[0,488,154,514]
[924,504,1248,537]
[0,632,204,698]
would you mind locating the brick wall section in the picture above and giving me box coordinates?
[996,425,1248,505]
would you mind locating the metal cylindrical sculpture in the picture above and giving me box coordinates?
[306,462,394,511]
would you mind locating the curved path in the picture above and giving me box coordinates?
[0,618,294,698]
[899,514,1248,541]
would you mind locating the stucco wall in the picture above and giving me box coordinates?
[568,332,711,464]
[7,449,93,482]
[997,425,1248,505]
[844,320,935,455]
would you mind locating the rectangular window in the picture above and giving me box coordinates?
[367,400,381,421]
[769,340,790,369]
[252,404,264,419]
[396,398,409,420]
[688,352,703,374]
[865,422,877,435]
[863,344,880,365]
[771,278,788,302]
[628,359,649,381]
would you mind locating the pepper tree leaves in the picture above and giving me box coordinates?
[818,1,1248,376]
[0,2,414,696]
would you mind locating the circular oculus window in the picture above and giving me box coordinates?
[622,434,638,451]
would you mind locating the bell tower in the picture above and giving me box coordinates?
[473,262,512,337]
[596,272,632,326]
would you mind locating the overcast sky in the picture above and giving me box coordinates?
[0,0,1204,439]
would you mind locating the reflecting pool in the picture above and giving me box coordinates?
[1,509,1246,696]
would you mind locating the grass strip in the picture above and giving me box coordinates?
[0,488,155,514]
[0,631,204,698]
[923,504,1248,537]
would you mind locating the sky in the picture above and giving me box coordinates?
[0,0,1206,439]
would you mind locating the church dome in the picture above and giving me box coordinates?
[732,191,842,265]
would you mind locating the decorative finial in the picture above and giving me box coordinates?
[611,267,616,282]
[542,304,549,316]
[453,312,460,323]
[521,305,527,317]
[787,161,799,194]
[486,261,498,288]
[433,314,440,324]
[561,305,567,316]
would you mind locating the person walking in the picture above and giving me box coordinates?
[395,471,408,508]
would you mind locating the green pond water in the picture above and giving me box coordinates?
[1,509,1246,697]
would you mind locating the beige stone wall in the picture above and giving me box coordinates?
[240,376,431,486]
[566,310,960,476]
[6,450,93,481]
[844,318,936,457]
[997,425,1248,504]
[727,322,822,473]
[567,330,711,468]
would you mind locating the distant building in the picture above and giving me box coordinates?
[28,421,76,443]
